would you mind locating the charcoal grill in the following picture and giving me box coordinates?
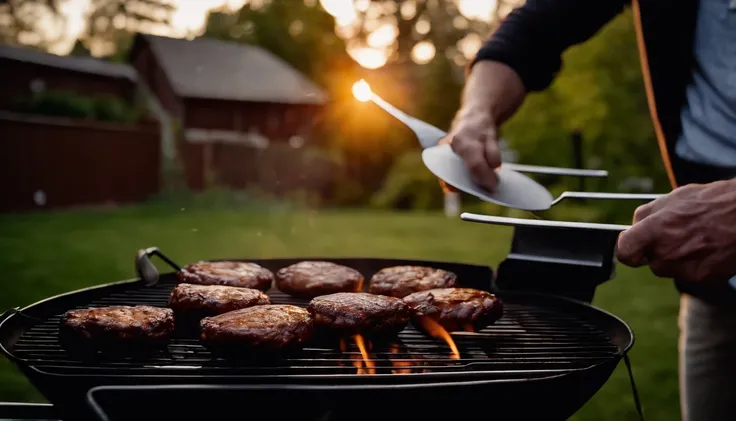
[0,215,644,421]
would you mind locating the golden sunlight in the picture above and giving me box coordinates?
[411,41,436,65]
[348,46,388,69]
[366,23,398,48]
[457,0,496,21]
[319,0,358,25]
[352,79,373,102]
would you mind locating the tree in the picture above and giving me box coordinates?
[0,0,174,55]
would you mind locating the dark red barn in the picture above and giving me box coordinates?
[129,34,329,191]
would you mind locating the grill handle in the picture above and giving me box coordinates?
[135,247,181,286]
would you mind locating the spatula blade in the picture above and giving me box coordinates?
[422,144,554,211]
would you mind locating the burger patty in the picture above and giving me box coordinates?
[275,261,364,298]
[168,283,271,321]
[368,266,458,298]
[402,288,503,332]
[200,305,313,354]
[307,292,410,337]
[59,305,174,353]
[178,261,274,291]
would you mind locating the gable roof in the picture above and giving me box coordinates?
[0,44,137,81]
[135,34,327,105]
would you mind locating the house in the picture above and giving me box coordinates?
[0,44,138,109]
[128,34,329,191]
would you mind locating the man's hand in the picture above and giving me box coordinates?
[440,61,527,193]
[616,179,736,283]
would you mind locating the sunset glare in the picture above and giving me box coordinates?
[348,47,388,69]
[318,0,497,69]
[458,0,496,21]
[352,79,373,102]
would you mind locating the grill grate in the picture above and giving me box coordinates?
[12,278,619,380]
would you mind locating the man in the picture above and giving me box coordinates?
[443,0,736,420]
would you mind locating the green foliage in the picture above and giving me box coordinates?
[371,151,444,210]
[416,55,463,131]
[8,90,142,123]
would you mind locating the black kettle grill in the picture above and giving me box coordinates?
[0,208,646,421]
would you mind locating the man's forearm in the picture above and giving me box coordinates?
[457,61,526,126]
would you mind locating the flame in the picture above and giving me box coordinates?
[352,79,373,102]
[415,317,460,359]
[353,335,376,374]
[355,277,364,292]
[339,337,348,353]
[389,342,414,374]
[340,335,376,374]
[462,323,475,332]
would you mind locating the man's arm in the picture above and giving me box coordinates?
[472,0,629,92]
[445,0,628,192]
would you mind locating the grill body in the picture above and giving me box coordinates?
[0,257,633,421]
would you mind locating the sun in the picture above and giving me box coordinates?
[352,79,373,102]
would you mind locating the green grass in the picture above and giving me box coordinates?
[0,204,680,420]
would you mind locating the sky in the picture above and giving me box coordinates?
[48,0,496,68]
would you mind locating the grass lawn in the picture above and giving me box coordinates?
[0,204,680,420]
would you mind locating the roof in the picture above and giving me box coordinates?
[0,44,137,81]
[136,34,327,105]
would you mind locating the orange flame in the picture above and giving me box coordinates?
[388,343,413,374]
[355,277,365,292]
[339,337,348,353]
[462,323,475,333]
[339,336,376,374]
[415,317,460,359]
[353,335,376,374]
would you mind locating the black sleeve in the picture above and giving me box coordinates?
[471,0,629,91]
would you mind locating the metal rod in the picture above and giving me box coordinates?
[460,212,631,232]
[502,164,608,178]
[551,192,663,206]
[0,402,58,420]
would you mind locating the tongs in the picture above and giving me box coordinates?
[359,80,662,212]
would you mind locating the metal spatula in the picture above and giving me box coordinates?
[361,81,661,211]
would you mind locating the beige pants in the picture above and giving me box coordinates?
[679,294,736,421]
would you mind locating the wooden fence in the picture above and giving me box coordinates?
[0,112,160,212]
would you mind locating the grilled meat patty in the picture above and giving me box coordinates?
[402,288,503,332]
[178,261,274,291]
[275,261,364,298]
[59,305,174,354]
[200,305,313,355]
[368,266,458,298]
[168,283,270,324]
[307,292,410,337]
